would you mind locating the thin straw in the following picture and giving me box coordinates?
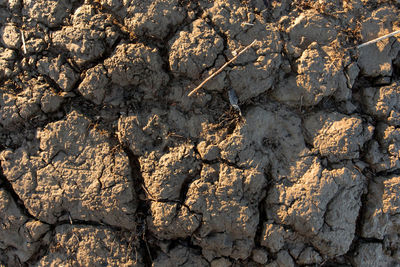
[20,29,27,54]
[357,29,400,49]
[188,40,257,97]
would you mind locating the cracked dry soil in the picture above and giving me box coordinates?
[1,0,400,266]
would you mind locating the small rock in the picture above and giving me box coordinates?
[357,7,400,78]
[252,248,269,264]
[210,257,232,267]
[351,243,393,267]
[0,24,21,49]
[36,225,142,266]
[297,247,322,265]
[23,0,74,27]
[303,111,374,162]
[37,56,79,92]
[197,141,220,161]
[276,250,295,267]
[169,18,223,80]
[78,64,109,105]
[40,90,63,113]
[260,223,286,253]
[124,0,186,39]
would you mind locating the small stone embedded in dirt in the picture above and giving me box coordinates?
[0,111,137,229]
[0,24,21,49]
[36,225,143,266]
[346,62,360,89]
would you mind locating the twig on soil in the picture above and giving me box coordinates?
[141,184,154,200]
[141,220,153,262]
[20,29,27,54]
[187,39,257,97]
[68,212,73,224]
[357,29,400,49]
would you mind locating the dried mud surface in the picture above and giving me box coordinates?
[1,0,400,266]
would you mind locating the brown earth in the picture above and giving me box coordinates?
[1,0,400,266]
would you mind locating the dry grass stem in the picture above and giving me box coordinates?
[357,29,400,49]
[188,39,257,97]
[20,29,27,54]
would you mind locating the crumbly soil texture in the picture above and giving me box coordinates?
[1,0,400,266]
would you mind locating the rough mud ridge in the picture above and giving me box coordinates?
[1,0,400,266]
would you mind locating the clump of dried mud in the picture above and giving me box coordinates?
[1,0,400,266]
